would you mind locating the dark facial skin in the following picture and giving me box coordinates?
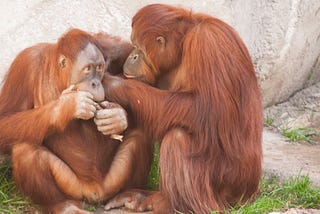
[123,49,143,78]
[123,47,157,85]
[70,43,105,102]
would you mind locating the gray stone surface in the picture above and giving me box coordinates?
[265,82,320,130]
[0,0,320,106]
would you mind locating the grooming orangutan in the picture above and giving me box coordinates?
[102,4,263,214]
[0,28,153,213]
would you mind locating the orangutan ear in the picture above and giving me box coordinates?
[59,55,67,68]
[156,36,166,49]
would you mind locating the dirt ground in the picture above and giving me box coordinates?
[263,82,320,186]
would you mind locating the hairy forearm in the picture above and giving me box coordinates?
[103,75,195,138]
[0,100,74,149]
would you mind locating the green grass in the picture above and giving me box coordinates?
[146,143,160,190]
[280,127,317,142]
[1,153,319,214]
[264,115,275,127]
[227,175,320,214]
[0,159,33,214]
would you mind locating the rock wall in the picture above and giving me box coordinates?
[0,0,319,107]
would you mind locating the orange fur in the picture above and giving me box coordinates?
[0,29,152,213]
[103,4,262,213]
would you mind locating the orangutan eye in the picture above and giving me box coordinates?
[83,65,92,74]
[96,64,104,73]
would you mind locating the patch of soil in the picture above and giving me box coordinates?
[263,82,320,186]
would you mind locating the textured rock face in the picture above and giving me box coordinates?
[0,0,319,106]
